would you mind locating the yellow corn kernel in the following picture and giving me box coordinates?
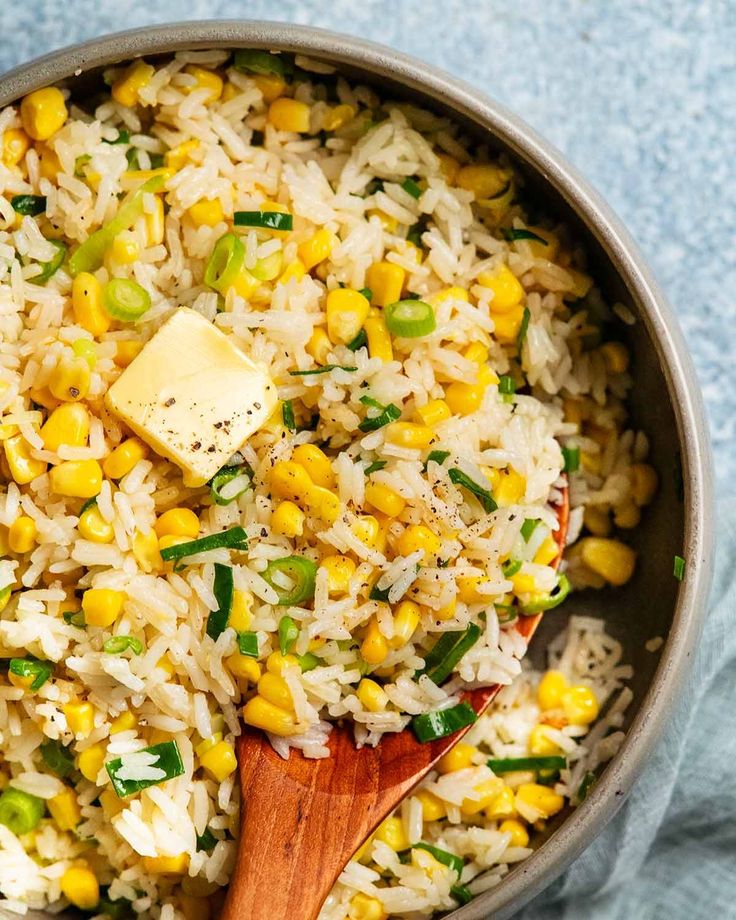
[142,854,190,876]
[37,142,60,181]
[271,500,305,538]
[253,73,287,103]
[292,444,335,489]
[320,554,356,595]
[306,327,332,365]
[124,167,174,185]
[269,461,313,503]
[566,268,593,299]
[599,341,630,375]
[72,273,110,337]
[430,286,470,306]
[226,589,253,633]
[227,653,261,683]
[304,485,340,525]
[0,587,9,614]
[20,87,68,141]
[278,259,306,285]
[110,711,137,734]
[132,529,162,574]
[112,61,155,108]
[374,815,409,851]
[48,357,90,403]
[365,482,405,518]
[614,501,641,529]
[258,672,294,712]
[368,208,397,233]
[266,651,299,675]
[485,785,517,821]
[537,670,568,711]
[156,655,176,678]
[436,152,460,184]
[40,403,90,452]
[114,340,143,367]
[511,571,537,595]
[60,864,99,910]
[81,587,125,628]
[515,227,559,260]
[390,600,421,649]
[436,741,477,774]
[528,724,563,757]
[154,507,200,540]
[64,701,95,737]
[480,264,524,314]
[578,537,636,586]
[243,695,300,736]
[8,516,37,554]
[164,139,199,171]
[456,163,509,200]
[2,128,31,167]
[352,514,384,550]
[8,669,35,691]
[198,739,237,782]
[48,787,81,830]
[356,678,388,712]
[445,379,486,416]
[188,198,224,228]
[178,896,211,920]
[396,524,441,560]
[268,97,311,133]
[384,422,434,449]
[298,229,336,271]
[103,437,148,480]
[183,65,223,102]
[500,818,529,847]
[144,195,165,247]
[326,288,371,345]
[561,685,599,726]
[78,504,114,544]
[49,459,103,499]
[583,505,611,537]
[461,777,505,816]
[533,537,559,567]
[492,303,526,344]
[4,434,46,485]
[494,467,527,506]
[322,103,355,131]
[416,399,451,427]
[364,313,393,361]
[361,617,389,665]
[630,463,658,507]
[107,234,140,266]
[77,744,106,782]
[456,574,490,605]
[365,262,405,308]
[415,789,446,822]
[515,783,565,820]
[349,893,386,920]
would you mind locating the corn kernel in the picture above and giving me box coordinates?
[60,864,99,910]
[478,264,524,313]
[110,711,137,734]
[114,340,143,367]
[144,195,165,247]
[77,744,106,782]
[103,437,148,480]
[320,554,356,595]
[365,482,405,518]
[515,783,565,820]
[537,670,568,711]
[49,459,103,498]
[323,103,355,131]
[566,268,593,298]
[108,233,140,266]
[445,379,486,416]
[82,587,125,628]
[455,574,489,604]
[415,789,446,821]
[461,777,505,816]
[583,505,611,537]
[2,128,31,167]
[500,818,529,847]
[456,163,509,200]
[48,787,81,830]
[141,854,190,876]
[226,653,261,683]
[306,327,332,365]
[4,434,46,484]
[228,589,253,632]
[37,143,60,181]
[253,73,287,103]
[361,617,388,665]
[390,600,420,649]
[518,227,560,260]
[365,262,405,308]
[534,537,559,567]
[356,678,388,712]
[298,228,336,271]
[64,701,95,737]
[436,741,477,774]
[578,537,636,586]
[132,529,162,573]
[384,422,434,449]
[599,341,630,375]
[154,507,200,539]
[269,461,313,503]
[349,893,386,920]
[511,571,537,595]
[268,98,311,133]
[430,286,469,306]
[266,651,299,675]
[188,198,224,228]
[20,87,68,141]
[629,463,658,507]
[326,288,371,345]
[278,259,306,285]
[49,357,90,402]
[397,524,441,560]
[198,739,237,782]
[374,815,408,851]
[485,785,517,821]
[614,501,641,529]
[258,672,294,711]
[271,500,305,538]
[561,685,599,726]
[352,514,384,550]
[243,695,300,736]
[528,724,563,757]
[494,467,526,506]
[164,139,199,171]
[112,61,155,108]
[492,303,526,344]
[8,516,37,553]
[183,65,223,102]
[72,273,110,337]
[364,313,393,361]
[436,152,460,184]
[304,485,340,525]
[292,444,335,489]
[416,399,451,427]
[78,504,114,544]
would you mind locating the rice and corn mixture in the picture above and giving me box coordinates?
[0,48,657,918]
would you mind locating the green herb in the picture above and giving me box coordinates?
[282,400,296,431]
[517,307,531,353]
[63,609,86,628]
[384,299,436,338]
[406,219,427,247]
[358,396,401,432]
[369,582,390,602]
[503,228,548,245]
[278,615,300,655]
[577,770,596,802]
[487,755,567,774]
[196,827,218,852]
[288,365,357,376]
[347,329,367,351]
[11,194,46,216]
[418,623,482,685]
[425,449,450,470]
[451,884,473,905]
[209,464,253,506]
[262,555,318,606]
[149,153,165,169]
[0,787,45,835]
[448,468,497,513]
[40,739,75,778]
[98,895,133,920]
[74,154,92,177]
[234,210,293,232]
[103,129,131,145]
[674,555,685,581]
[28,240,66,285]
[401,177,422,199]
[520,574,571,613]
[562,446,580,473]
[206,563,234,640]
[495,603,517,624]
[411,700,477,743]
[79,495,99,514]
[363,460,387,476]
[520,518,540,542]
[125,148,140,170]
[297,652,321,672]
[237,631,259,657]
[359,287,372,301]
[498,374,516,402]
[502,558,522,577]
[106,740,185,798]
[103,636,144,655]
[159,526,249,563]
[204,232,248,296]
[412,842,463,876]
[9,657,53,691]
[233,49,287,77]
[102,278,151,322]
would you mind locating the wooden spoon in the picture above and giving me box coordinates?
[222,487,568,920]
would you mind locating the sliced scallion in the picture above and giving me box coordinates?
[11,194,46,216]
[562,446,580,473]
[495,603,517,624]
[517,307,531,353]
[0,787,45,835]
[233,49,287,77]
[503,228,548,245]
[451,884,473,905]
[448,468,497,513]
[210,464,253,506]
[358,396,401,433]
[425,449,450,470]
[29,240,66,286]
[103,129,131,145]
[102,278,151,322]
[502,558,522,577]
[401,177,422,199]
[412,842,463,876]
[407,219,427,247]
[278,615,299,655]
[359,287,372,301]
[520,518,539,542]
[282,400,296,432]
[103,636,143,655]
[487,755,567,774]
[674,555,685,581]
[106,740,185,798]
[262,556,317,606]
[40,739,75,778]
[234,210,293,232]
[196,826,218,852]
[288,364,357,376]
[297,652,321,672]
[418,622,482,685]
[159,526,249,563]
[347,329,367,351]
[498,375,516,402]
[520,574,571,613]
[384,299,436,338]
[237,631,259,657]
[206,563,234,640]
[204,232,250,296]
[9,657,53,691]
[63,609,86,628]
[364,460,387,476]
[411,700,477,742]
[577,770,596,802]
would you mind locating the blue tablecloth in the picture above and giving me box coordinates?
[1,3,734,916]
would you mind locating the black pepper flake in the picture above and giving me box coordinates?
[207,445,216,453]
[253,402,261,410]
[191,441,201,451]
[164,397,176,407]
[260,527,268,538]
[213,422,223,429]
[69,387,79,398]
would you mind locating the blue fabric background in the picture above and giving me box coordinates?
[1,3,734,916]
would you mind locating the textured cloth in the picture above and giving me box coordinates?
[0,3,733,917]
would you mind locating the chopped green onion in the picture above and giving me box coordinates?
[401,177,422,199]
[233,49,287,77]
[364,460,387,476]
[577,770,596,802]
[358,397,401,432]
[69,175,165,276]
[9,657,53,691]
[29,240,66,286]
[234,210,293,232]
[204,232,251,296]
[63,609,86,628]
[125,148,140,170]
[206,563,234,640]
[0,787,45,835]
[411,700,477,742]
[288,364,357,376]
[487,755,567,774]
[498,375,516,402]
[40,739,75,778]
[103,129,131,145]
[98,894,132,920]
[502,558,522,577]
[102,278,151,322]
[74,154,92,177]
[278,615,299,655]
[359,287,372,301]
[412,842,463,876]
[347,329,367,351]
[406,219,427,247]
[368,582,391,602]
[149,153,165,170]
[562,446,580,473]
[210,464,253,506]
[106,740,185,798]
[517,307,531,353]
[521,518,540,542]
[71,338,97,368]
[384,299,436,338]
[251,250,283,282]
[262,556,318,606]
[451,884,473,905]
[103,636,144,655]
[79,495,99,514]
[159,526,249,563]
[196,826,218,852]
[297,652,321,672]
[503,228,548,245]
[674,555,685,581]
[448,468,497,513]
[11,194,46,216]
[237,631,259,657]
[520,574,571,613]
[418,623,482,685]
[282,400,296,431]
[425,449,450,470]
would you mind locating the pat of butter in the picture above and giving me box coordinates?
[105,308,277,487]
